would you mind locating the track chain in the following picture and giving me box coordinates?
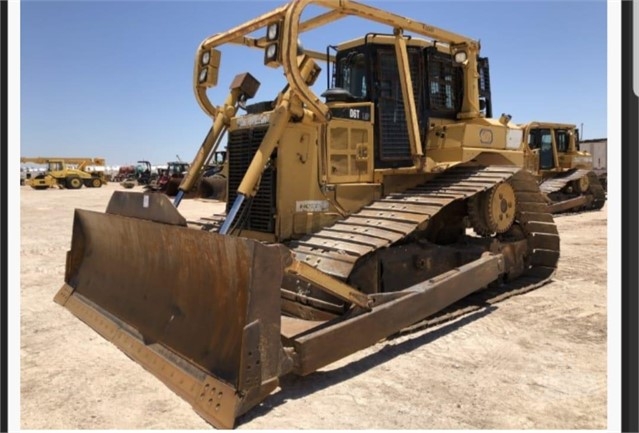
[288,165,559,285]
[188,165,559,303]
[539,169,591,194]
[587,171,606,210]
[540,169,606,212]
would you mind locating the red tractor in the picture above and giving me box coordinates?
[145,161,190,196]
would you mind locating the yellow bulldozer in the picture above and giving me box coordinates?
[54,1,560,428]
[519,122,606,213]
[20,156,107,189]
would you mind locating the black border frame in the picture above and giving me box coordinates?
[622,0,638,431]
[2,1,637,431]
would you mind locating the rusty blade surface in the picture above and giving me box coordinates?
[55,282,246,429]
[62,203,286,390]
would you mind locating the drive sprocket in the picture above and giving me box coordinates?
[468,181,516,236]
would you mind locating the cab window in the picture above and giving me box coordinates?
[337,51,368,99]
[555,130,569,152]
[528,130,541,150]
[540,130,553,152]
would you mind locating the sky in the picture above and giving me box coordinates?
[19,0,608,167]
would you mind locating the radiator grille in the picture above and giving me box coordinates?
[226,127,276,233]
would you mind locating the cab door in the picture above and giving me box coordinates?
[539,130,555,169]
[528,128,555,170]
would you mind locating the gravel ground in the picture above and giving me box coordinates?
[20,182,607,430]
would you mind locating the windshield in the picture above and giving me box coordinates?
[338,51,368,99]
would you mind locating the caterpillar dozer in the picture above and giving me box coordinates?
[54,0,560,428]
[519,122,606,213]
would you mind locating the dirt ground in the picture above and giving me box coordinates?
[19,182,607,430]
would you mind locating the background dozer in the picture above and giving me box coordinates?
[20,156,107,189]
[54,0,560,428]
[519,122,606,213]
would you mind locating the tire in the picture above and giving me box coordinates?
[92,178,102,188]
[199,175,227,201]
[164,177,181,197]
[66,177,83,189]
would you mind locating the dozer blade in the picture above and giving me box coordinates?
[54,192,291,429]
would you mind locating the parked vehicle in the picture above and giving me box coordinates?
[20,157,107,189]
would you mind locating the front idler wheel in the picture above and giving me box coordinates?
[573,175,590,194]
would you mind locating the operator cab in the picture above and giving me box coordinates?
[528,129,555,170]
[527,126,577,171]
[324,35,492,169]
[167,162,190,176]
[48,161,64,171]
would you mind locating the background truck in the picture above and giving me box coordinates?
[20,157,107,190]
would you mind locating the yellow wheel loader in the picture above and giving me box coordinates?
[519,122,606,213]
[54,1,560,428]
